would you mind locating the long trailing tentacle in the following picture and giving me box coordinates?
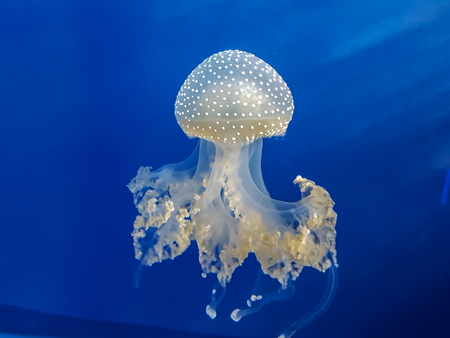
[278,262,338,338]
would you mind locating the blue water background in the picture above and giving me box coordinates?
[1,1,450,337]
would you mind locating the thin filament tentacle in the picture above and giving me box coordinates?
[278,263,338,338]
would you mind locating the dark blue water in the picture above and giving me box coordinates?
[1,1,450,337]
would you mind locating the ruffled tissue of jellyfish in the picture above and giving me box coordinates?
[128,50,338,338]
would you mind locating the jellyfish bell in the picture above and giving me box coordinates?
[128,50,337,337]
[174,49,294,144]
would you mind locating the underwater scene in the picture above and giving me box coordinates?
[1,1,449,338]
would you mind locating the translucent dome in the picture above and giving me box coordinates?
[175,50,294,144]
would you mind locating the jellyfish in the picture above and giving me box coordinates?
[128,50,337,337]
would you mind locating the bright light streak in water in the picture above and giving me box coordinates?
[441,169,450,204]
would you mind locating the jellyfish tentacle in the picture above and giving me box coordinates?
[250,269,264,296]
[231,283,295,322]
[206,281,227,319]
[213,140,337,287]
[192,140,337,288]
[128,140,213,267]
[278,263,338,338]
[134,263,143,289]
[193,141,251,286]
[247,139,270,196]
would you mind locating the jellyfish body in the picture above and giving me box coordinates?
[128,50,337,336]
